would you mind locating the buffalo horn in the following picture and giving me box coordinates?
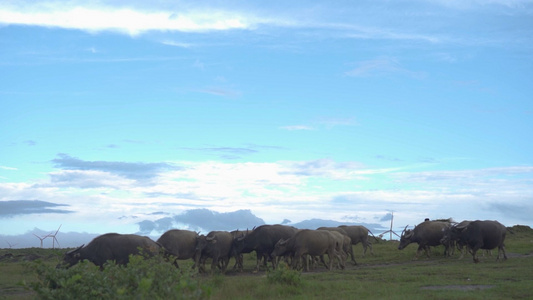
[66,245,84,255]
[401,225,408,236]
[455,223,469,231]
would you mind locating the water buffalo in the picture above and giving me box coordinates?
[446,220,508,263]
[323,230,348,269]
[441,220,472,258]
[233,224,298,272]
[317,227,357,265]
[273,229,344,272]
[338,225,377,257]
[398,221,451,259]
[62,233,161,268]
[196,231,234,273]
[157,229,204,268]
[230,229,249,271]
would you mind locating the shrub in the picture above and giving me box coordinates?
[266,262,302,287]
[27,254,211,299]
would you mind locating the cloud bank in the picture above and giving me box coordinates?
[136,209,266,234]
[2,0,523,43]
[51,153,179,180]
[0,200,71,218]
[2,153,532,237]
[0,1,276,36]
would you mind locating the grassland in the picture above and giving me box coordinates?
[1,225,532,299]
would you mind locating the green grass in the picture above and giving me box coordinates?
[1,225,532,299]
[0,248,64,300]
[209,254,533,300]
[206,225,533,300]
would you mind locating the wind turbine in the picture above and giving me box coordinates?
[379,211,401,240]
[33,233,49,248]
[48,224,62,249]
[5,241,18,249]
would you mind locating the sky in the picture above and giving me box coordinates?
[1,0,533,247]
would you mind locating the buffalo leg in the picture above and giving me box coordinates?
[497,245,507,261]
[414,245,423,260]
[363,241,374,256]
[253,252,262,272]
[337,250,346,269]
[348,245,357,265]
[472,249,480,263]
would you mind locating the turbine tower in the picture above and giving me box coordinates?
[5,241,17,249]
[48,224,62,249]
[379,211,400,240]
[33,233,49,248]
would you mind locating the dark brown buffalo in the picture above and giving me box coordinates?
[230,229,249,271]
[398,221,451,259]
[62,233,161,268]
[440,220,472,258]
[446,220,508,263]
[196,231,234,273]
[233,224,298,271]
[156,229,204,268]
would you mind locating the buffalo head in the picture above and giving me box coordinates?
[398,225,414,250]
[59,245,84,268]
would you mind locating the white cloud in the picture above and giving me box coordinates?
[46,170,136,189]
[427,0,533,9]
[161,40,194,48]
[86,47,98,53]
[341,25,443,44]
[345,57,427,79]
[316,117,357,128]
[198,87,241,97]
[393,166,533,184]
[433,52,459,63]
[0,2,257,36]
[279,125,315,131]
[282,159,364,180]
[0,0,482,44]
[51,153,179,180]
[1,160,532,235]
[280,118,356,132]
[0,166,18,171]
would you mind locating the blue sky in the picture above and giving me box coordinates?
[1,0,532,243]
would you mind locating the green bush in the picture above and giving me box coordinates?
[266,262,302,287]
[27,254,211,299]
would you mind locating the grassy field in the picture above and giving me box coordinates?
[1,225,532,299]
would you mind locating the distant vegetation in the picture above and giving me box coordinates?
[0,225,531,299]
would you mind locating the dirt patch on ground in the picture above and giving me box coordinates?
[507,252,533,258]
[421,285,494,291]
